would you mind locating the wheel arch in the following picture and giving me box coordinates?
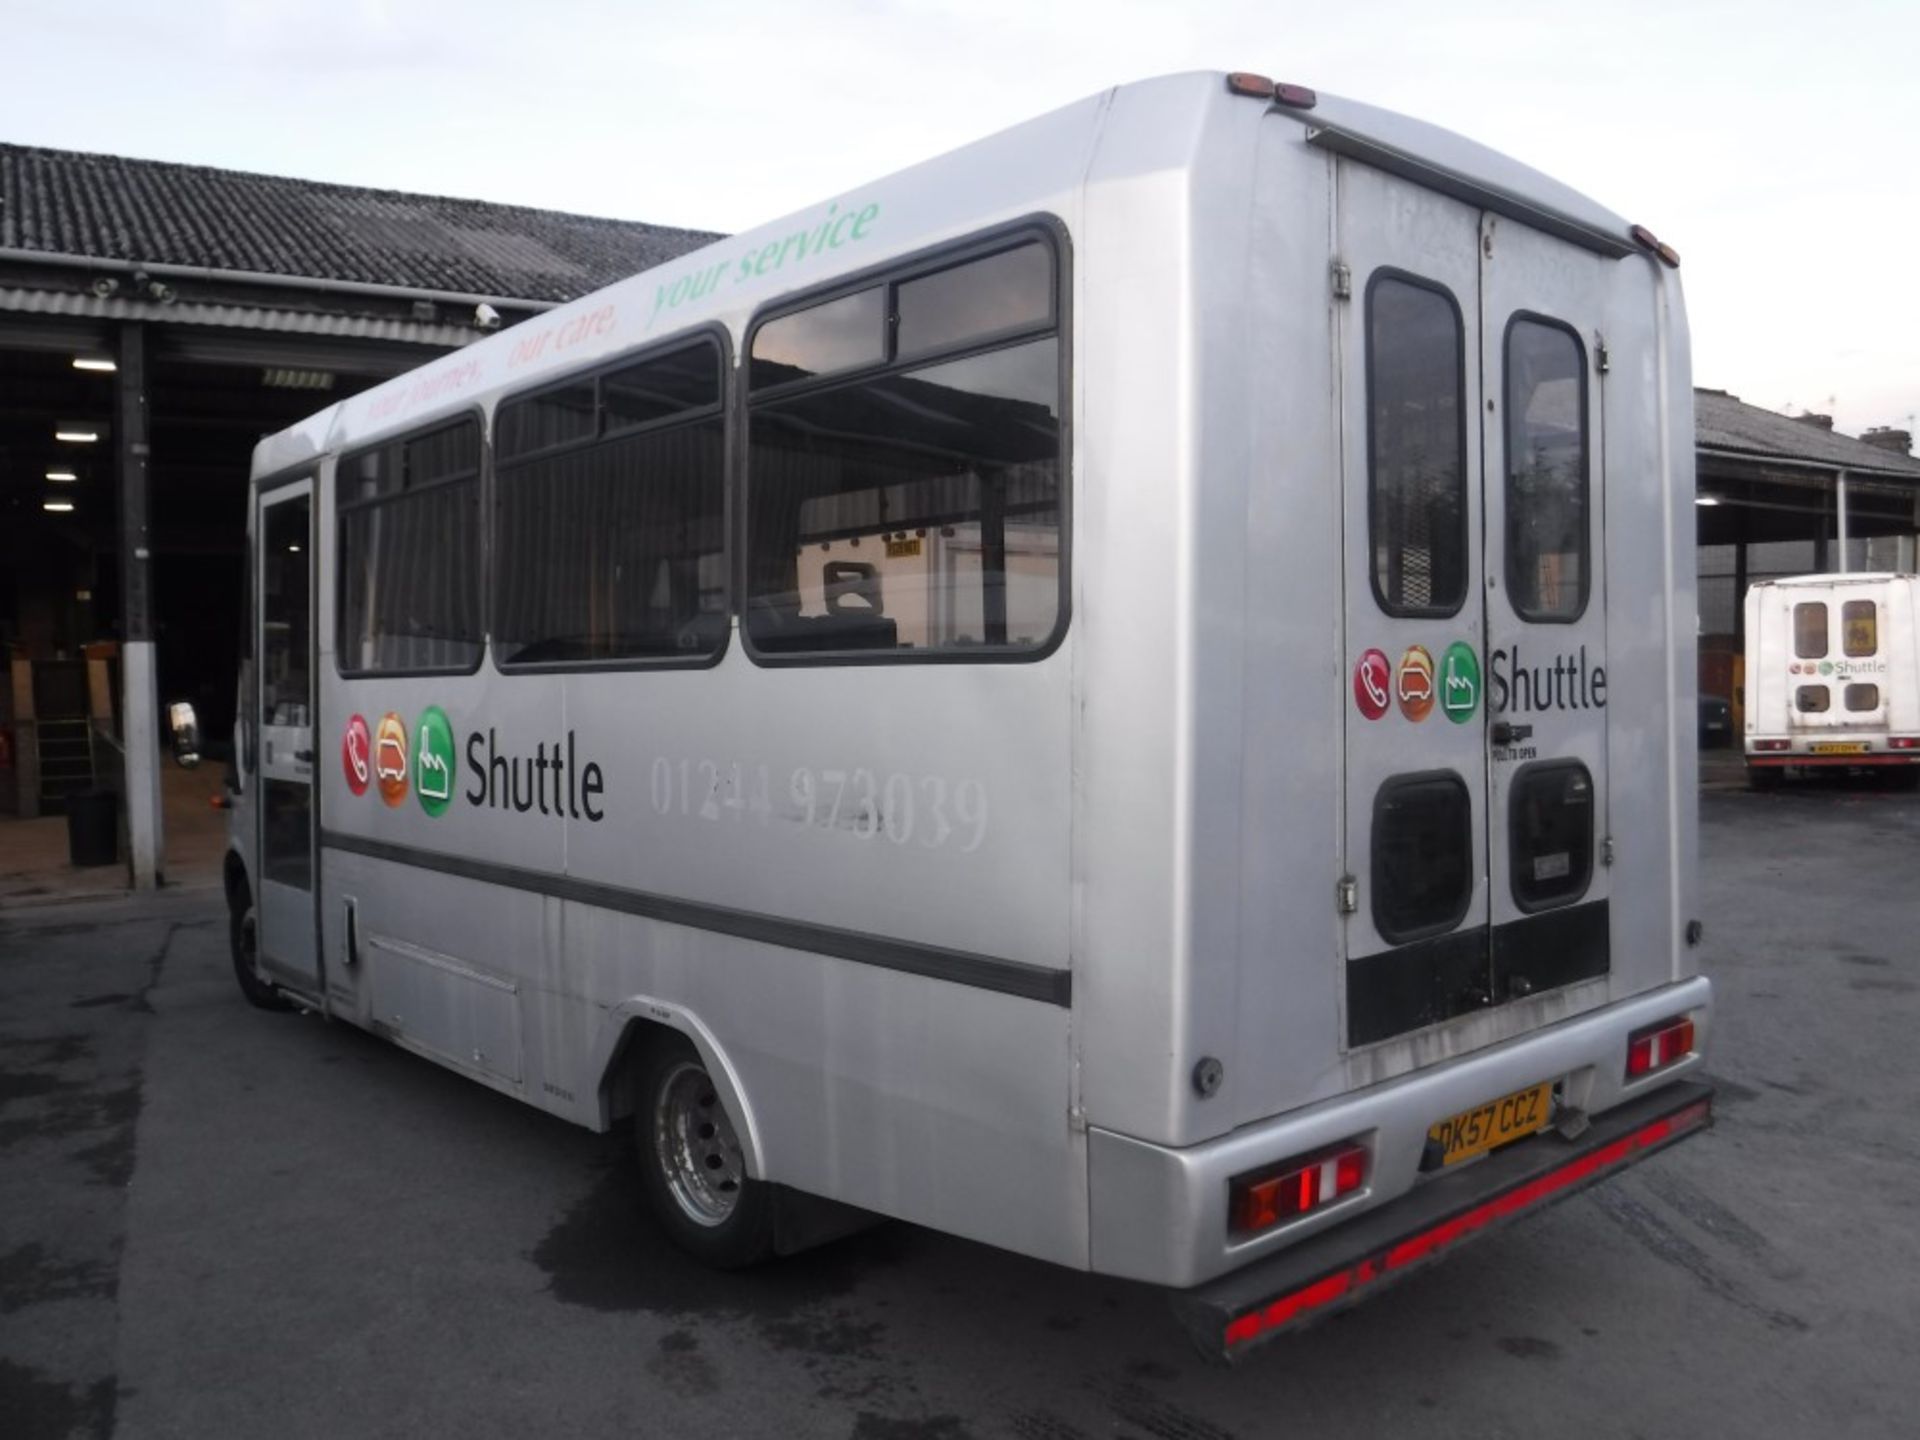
[223,847,252,912]
[590,1001,765,1181]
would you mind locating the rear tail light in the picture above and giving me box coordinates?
[1890,737,1919,751]
[1627,1016,1695,1078]
[1752,739,1791,752]
[1230,1142,1368,1237]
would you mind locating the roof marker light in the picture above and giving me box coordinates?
[1273,83,1319,109]
[1227,73,1276,99]
[1629,223,1682,269]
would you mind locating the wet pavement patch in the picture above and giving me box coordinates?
[0,1243,115,1314]
[0,1359,116,1440]
[530,1140,912,1324]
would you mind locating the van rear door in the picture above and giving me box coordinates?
[1336,159,1615,1050]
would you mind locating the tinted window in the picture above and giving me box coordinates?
[1845,683,1880,711]
[750,287,886,389]
[745,235,1064,661]
[496,380,596,459]
[1509,761,1594,912]
[1368,275,1467,616]
[1505,319,1588,620]
[1372,772,1473,943]
[896,244,1052,360]
[494,343,726,665]
[1793,602,1828,659]
[1796,685,1830,714]
[336,420,483,674]
[1843,600,1878,657]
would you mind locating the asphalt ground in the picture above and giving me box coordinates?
[3,769,1917,1439]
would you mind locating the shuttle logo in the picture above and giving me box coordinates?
[375,713,410,807]
[1441,642,1481,724]
[341,714,371,796]
[415,707,455,818]
[1396,646,1436,722]
[1354,649,1392,720]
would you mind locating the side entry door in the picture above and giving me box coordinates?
[255,480,321,995]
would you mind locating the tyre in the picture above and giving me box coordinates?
[229,893,290,1011]
[634,1036,776,1269]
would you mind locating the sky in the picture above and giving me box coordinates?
[2,0,1914,439]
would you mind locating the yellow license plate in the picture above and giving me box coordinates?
[1427,1082,1553,1167]
[1811,743,1868,755]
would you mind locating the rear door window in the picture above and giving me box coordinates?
[1843,600,1878,657]
[1793,602,1829,659]
[1371,772,1473,943]
[1508,761,1594,912]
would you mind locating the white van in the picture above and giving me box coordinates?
[212,71,1711,1358]
[1744,573,1920,787]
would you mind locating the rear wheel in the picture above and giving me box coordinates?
[229,892,290,1011]
[634,1037,775,1268]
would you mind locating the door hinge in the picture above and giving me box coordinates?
[1602,835,1616,867]
[1331,260,1352,300]
[1596,337,1610,374]
[1337,874,1358,915]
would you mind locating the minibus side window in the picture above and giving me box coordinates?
[337,418,484,675]
[1842,600,1877,657]
[1504,317,1588,621]
[1793,602,1828,659]
[744,236,1064,660]
[493,340,727,666]
[1365,273,1468,618]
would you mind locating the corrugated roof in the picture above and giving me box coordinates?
[1695,388,1920,479]
[0,142,720,303]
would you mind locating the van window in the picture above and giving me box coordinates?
[1508,761,1594,912]
[1843,600,1877,657]
[745,237,1063,660]
[337,418,483,674]
[1793,602,1828,659]
[1796,685,1830,714]
[1504,318,1588,621]
[1367,274,1467,617]
[494,341,726,666]
[1371,772,1473,943]
[1845,683,1879,712]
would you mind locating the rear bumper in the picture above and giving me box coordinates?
[1171,1078,1713,1361]
[1746,751,1917,768]
[1086,975,1711,1288]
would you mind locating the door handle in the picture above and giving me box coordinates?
[1491,721,1532,746]
[294,748,315,763]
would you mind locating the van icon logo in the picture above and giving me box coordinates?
[1354,649,1391,720]
[415,706,455,817]
[375,713,410,807]
[1441,642,1481,724]
[342,714,371,795]
[1397,646,1436,722]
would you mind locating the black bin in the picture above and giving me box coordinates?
[67,790,119,868]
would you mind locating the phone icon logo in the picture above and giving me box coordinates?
[1354,649,1391,720]
[342,714,371,796]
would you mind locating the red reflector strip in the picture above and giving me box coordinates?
[1222,1100,1710,1351]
